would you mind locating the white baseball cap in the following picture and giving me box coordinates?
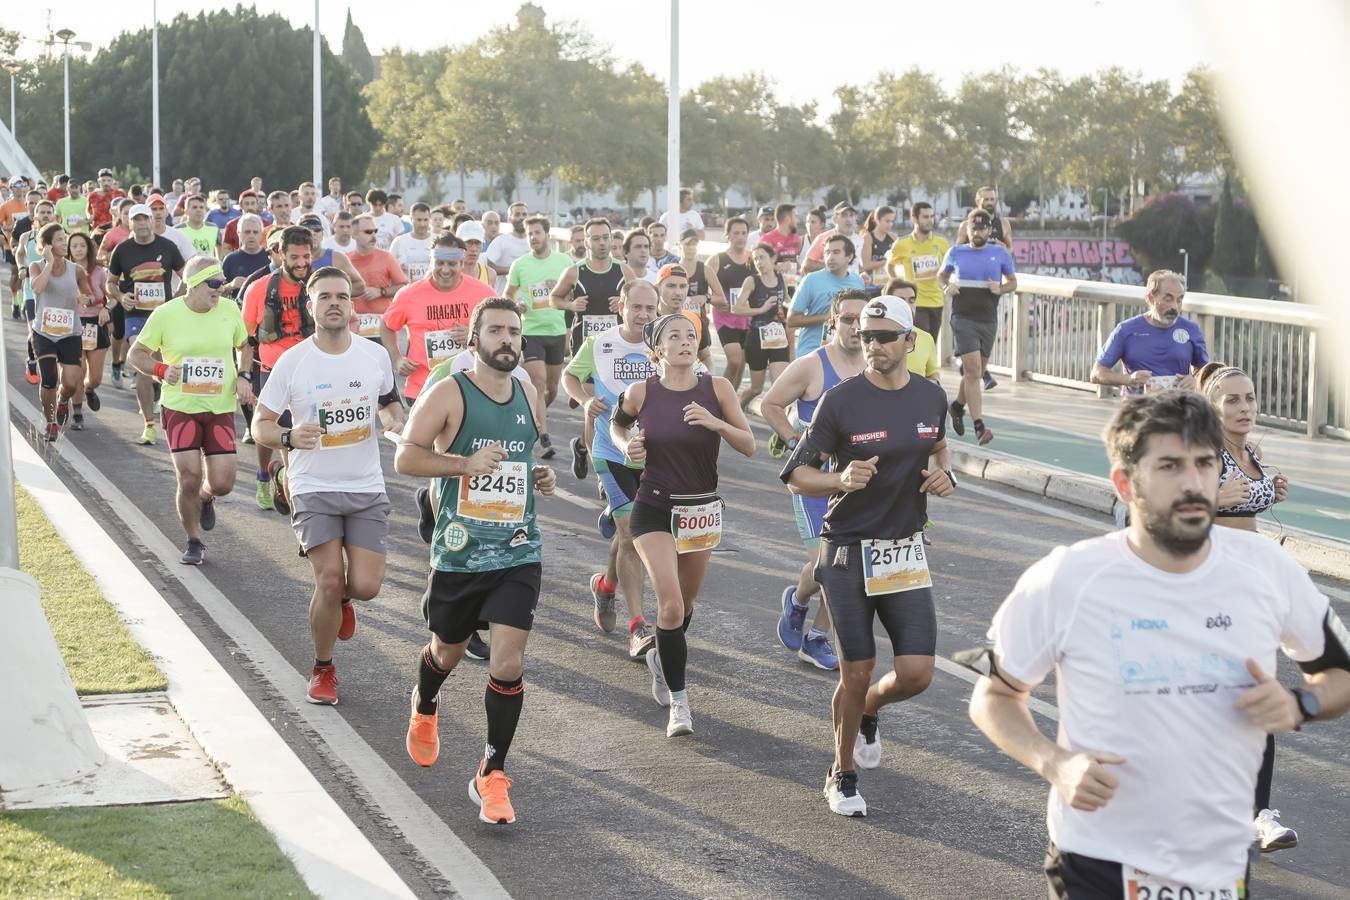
[861,296,914,331]
[128,203,154,219]
[455,220,485,243]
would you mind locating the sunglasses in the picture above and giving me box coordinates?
[204,278,227,290]
[360,229,377,234]
[858,329,908,345]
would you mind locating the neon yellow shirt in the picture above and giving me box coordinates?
[889,233,950,309]
[135,297,247,414]
[907,326,939,380]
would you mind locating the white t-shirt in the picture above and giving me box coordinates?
[485,232,529,293]
[989,527,1329,889]
[291,207,332,234]
[258,336,395,497]
[316,195,342,220]
[159,226,198,267]
[659,208,704,237]
[372,212,405,250]
[390,233,434,282]
[322,235,356,254]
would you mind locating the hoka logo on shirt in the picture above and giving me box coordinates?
[316,383,332,390]
[1131,618,1169,630]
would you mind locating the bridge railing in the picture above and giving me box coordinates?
[547,229,1343,440]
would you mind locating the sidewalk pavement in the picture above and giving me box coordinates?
[939,371,1350,544]
[9,426,416,899]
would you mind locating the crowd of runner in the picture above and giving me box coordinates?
[3,168,1349,898]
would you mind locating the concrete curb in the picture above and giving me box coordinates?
[10,427,415,900]
[747,397,1350,581]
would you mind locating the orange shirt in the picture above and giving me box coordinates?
[349,248,407,315]
[382,275,495,398]
[242,273,305,370]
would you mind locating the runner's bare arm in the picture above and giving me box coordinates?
[708,376,756,457]
[549,266,582,311]
[561,371,595,409]
[380,322,414,376]
[760,356,813,443]
[704,257,728,311]
[730,275,759,316]
[395,376,483,477]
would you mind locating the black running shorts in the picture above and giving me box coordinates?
[815,537,937,662]
[422,563,541,645]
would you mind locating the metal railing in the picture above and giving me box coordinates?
[995,275,1342,439]
[547,230,1344,439]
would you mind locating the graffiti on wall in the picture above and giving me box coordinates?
[1011,238,1142,285]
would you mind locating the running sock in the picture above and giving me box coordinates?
[483,675,524,774]
[315,657,333,668]
[257,468,270,482]
[860,713,879,743]
[629,615,645,634]
[656,627,688,692]
[597,575,617,595]
[681,612,693,634]
[416,645,452,714]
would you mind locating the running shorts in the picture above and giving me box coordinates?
[815,537,936,662]
[290,491,390,554]
[951,315,996,359]
[422,563,542,645]
[255,369,293,429]
[1043,843,1250,900]
[716,325,747,348]
[595,457,641,518]
[792,492,827,547]
[743,324,790,372]
[80,316,112,350]
[629,495,721,541]
[124,311,151,340]
[161,408,237,455]
[523,333,565,366]
[31,333,83,366]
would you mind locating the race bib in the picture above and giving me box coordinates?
[357,313,383,339]
[40,307,75,336]
[424,330,462,368]
[317,393,373,448]
[81,322,99,350]
[1145,375,1182,393]
[861,535,932,596]
[405,263,428,282]
[134,281,166,310]
[583,315,618,339]
[1121,865,1242,900]
[180,356,227,396]
[911,253,940,279]
[758,320,788,350]
[458,461,528,523]
[682,295,704,313]
[672,500,722,554]
[528,281,555,310]
[728,287,741,309]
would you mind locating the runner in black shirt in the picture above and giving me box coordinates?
[781,295,955,819]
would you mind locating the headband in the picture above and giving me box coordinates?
[1201,365,1247,398]
[186,262,225,289]
[643,313,687,350]
[433,247,466,262]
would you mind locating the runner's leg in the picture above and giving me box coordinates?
[482,623,529,774]
[834,657,875,774]
[170,448,207,540]
[959,349,983,420]
[306,539,348,664]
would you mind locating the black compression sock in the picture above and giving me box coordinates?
[860,713,879,742]
[417,645,453,714]
[483,675,524,774]
[656,627,688,693]
[315,657,332,667]
[681,612,693,633]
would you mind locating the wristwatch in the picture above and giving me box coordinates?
[280,429,294,451]
[944,468,958,488]
[1290,687,1320,729]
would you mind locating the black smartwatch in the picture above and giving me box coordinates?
[944,468,958,488]
[280,429,294,451]
[1290,688,1320,729]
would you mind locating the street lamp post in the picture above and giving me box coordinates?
[3,61,19,139]
[665,0,680,239]
[56,29,76,176]
[1180,248,1189,284]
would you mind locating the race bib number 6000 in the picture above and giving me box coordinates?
[1122,865,1242,900]
[458,461,528,523]
[672,500,722,554]
[861,535,932,596]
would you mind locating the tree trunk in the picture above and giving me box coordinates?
[458,167,466,202]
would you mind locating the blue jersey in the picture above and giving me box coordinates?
[789,269,864,357]
[564,327,658,464]
[1097,314,1208,394]
[939,242,1016,322]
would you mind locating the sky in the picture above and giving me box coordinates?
[12,0,1211,111]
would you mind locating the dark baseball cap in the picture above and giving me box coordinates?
[833,201,855,215]
[968,209,993,226]
[298,214,325,231]
[758,205,774,217]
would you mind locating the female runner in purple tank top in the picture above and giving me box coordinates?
[610,313,755,738]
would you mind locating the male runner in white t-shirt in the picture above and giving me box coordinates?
[967,391,1350,898]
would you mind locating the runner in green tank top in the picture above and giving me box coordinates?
[394,297,557,827]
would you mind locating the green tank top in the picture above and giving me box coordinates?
[430,370,540,573]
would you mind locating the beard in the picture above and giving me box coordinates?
[283,261,310,282]
[479,344,520,372]
[1136,490,1214,556]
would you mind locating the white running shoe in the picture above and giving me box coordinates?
[666,694,693,737]
[853,718,881,770]
[1254,808,1297,852]
[646,647,670,707]
[824,770,867,817]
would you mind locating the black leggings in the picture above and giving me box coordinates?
[1255,733,1275,813]
[37,355,60,389]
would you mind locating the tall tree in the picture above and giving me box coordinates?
[949,69,1023,193]
[341,9,375,85]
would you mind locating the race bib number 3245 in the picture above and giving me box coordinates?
[458,461,527,523]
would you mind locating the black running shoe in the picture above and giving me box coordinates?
[465,631,490,661]
[84,388,101,412]
[199,496,216,532]
[415,486,434,544]
[539,433,557,460]
[570,437,589,479]
[949,401,966,436]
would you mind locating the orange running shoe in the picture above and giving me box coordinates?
[338,601,356,641]
[406,688,439,767]
[469,759,516,824]
[306,664,339,705]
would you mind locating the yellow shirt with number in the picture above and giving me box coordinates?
[907,326,939,380]
[889,234,950,309]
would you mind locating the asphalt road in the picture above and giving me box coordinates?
[5,308,1349,900]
